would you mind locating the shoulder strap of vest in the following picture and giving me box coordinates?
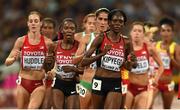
[144,43,150,61]
[169,42,176,58]
[156,41,162,49]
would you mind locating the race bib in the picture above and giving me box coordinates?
[56,64,75,78]
[76,83,80,94]
[16,76,22,85]
[79,85,87,97]
[168,81,175,91]
[23,56,45,70]
[101,54,124,71]
[154,54,170,69]
[89,62,97,69]
[51,77,56,87]
[121,84,128,94]
[92,79,102,91]
[162,57,170,69]
[131,60,149,73]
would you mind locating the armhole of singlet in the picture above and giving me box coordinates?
[169,42,176,56]
[21,35,28,69]
[123,37,131,61]
[82,32,86,38]
[144,43,150,62]
[89,33,93,43]
[96,32,105,67]
[57,40,61,50]
[89,33,95,45]
[73,40,79,51]
[96,32,106,54]
[156,41,161,49]
[22,35,28,48]
[41,35,48,51]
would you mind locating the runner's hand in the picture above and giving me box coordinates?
[62,65,75,73]
[47,70,56,79]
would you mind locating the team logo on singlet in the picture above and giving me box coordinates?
[56,54,76,78]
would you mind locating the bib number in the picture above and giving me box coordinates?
[92,79,102,91]
[168,81,175,91]
[79,85,87,97]
[51,77,56,87]
[76,83,80,93]
[121,84,127,94]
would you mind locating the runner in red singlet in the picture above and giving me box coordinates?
[48,18,80,109]
[5,11,54,109]
[79,9,136,109]
[125,22,164,109]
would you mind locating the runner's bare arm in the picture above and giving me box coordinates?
[171,44,180,69]
[43,37,56,72]
[123,38,137,71]
[73,36,88,64]
[5,37,24,66]
[79,34,105,67]
[62,65,84,74]
[150,46,164,82]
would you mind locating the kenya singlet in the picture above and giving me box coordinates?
[21,35,47,70]
[98,33,125,72]
[55,41,78,78]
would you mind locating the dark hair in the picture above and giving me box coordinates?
[59,18,77,31]
[95,8,110,18]
[159,17,174,30]
[28,11,42,21]
[42,17,56,28]
[108,9,127,24]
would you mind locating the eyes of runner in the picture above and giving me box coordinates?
[29,19,40,23]
[98,17,108,22]
[161,29,172,32]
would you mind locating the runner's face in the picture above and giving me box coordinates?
[62,21,76,40]
[27,14,42,33]
[84,16,96,33]
[109,13,124,33]
[160,24,173,41]
[130,24,144,42]
[41,22,55,39]
[96,12,108,32]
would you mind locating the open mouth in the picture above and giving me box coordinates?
[32,27,36,29]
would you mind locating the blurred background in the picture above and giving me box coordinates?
[0,0,179,108]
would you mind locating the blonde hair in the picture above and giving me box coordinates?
[82,13,95,30]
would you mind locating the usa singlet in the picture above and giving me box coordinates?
[98,33,125,72]
[21,35,47,70]
[55,41,78,78]
[131,43,149,74]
